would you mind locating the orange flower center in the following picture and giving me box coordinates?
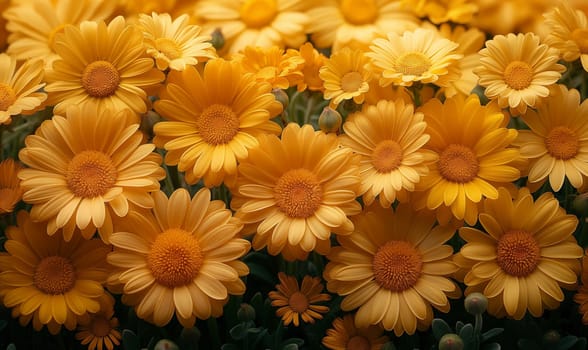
[545,126,579,160]
[496,230,540,277]
[572,28,588,54]
[347,335,371,350]
[33,256,77,295]
[372,140,403,173]
[66,150,117,198]
[240,0,277,29]
[341,0,378,25]
[395,52,432,77]
[0,83,16,111]
[148,228,204,288]
[155,37,183,60]
[47,23,67,51]
[438,144,479,183]
[196,104,240,145]
[90,316,112,337]
[81,60,121,98]
[341,71,363,93]
[503,60,533,90]
[372,241,422,292]
[274,168,323,218]
[288,291,310,313]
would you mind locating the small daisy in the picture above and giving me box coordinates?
[402,0,478,24]
[75,293,121,350]
[0,158,23,214]
[292,42,327,93]
[322,314,390,350]
[544,0,588,72]
[574,248,588,325]
[319,47,371,108]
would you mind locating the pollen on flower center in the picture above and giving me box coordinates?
[341,71,363,93]
[274,168,323,218]
[545,126,579,160]
[155,37,183,60]
[496,230,540,277]
[395,52,432,76]
[81,60,120,98]
[90,316,112,337]
[288,291,309,313]
[372,240,422,292]
[148,228,204,288]
[341,0,378,25]
[572,28,588,53]
[347,336,371,350]
[503,60,533,90]
[47,23,67,50]
[0,83,16,111]
[438,144,479,183]
[372,140,403,172]
[196,104,240,145]
[66,150,117,198]
[33,256,77,295]
[240,0,277,29]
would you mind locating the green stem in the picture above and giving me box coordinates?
[473,313,483,350]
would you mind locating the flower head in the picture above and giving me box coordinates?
[322,313,390,350]
[320,47,372,108]
[574,248,588,325]
[402,0,478,24]
[292,42,327,92]
[0,158,23,214]
[75,293,121,350]
[544,1,588,72]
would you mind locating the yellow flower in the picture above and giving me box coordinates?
[339,99,436,207]
[45,16,165,115]
[459,187,583,319]
[403,0,478,24]
[0,53,47,125]
[0,211,110,335]
[324,204,460,336]
[474,32,565,115]
[268,272,330,326]
[414,94,520,226]
[0,0,9,51]
[18,105,165,242]
[574,249,588,325]
[292,42,327,93]
[138,12,217,71]
[544,0,588,72]
[365,28,463,88]
[75,293,121,350]
[194,0,309,54]
[0,158,23,214]
[232,123,362,260]
[322,313,390,350]
[107,188,250,327]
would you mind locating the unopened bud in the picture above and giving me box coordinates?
[237,303,256,322]
[272,88,289,110]
[438,334,464,350]
[318,107,342,134]
[154,339,179,350]
[210,28,225,51]
[572,193,588,216]
[543,330,560,344]
[464,292,488,315]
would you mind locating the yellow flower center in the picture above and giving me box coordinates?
[288,291,309,313]
[148,228,204,288]
[372,241,422,292]
[33,256,77,295]
[496,230,540,277]
[274,168,323,218]
[372,140,403,173]
[66,150,117,198]
[340,0,378,25]
[240,0,277,29]
[81,60,121,98]
[545,126,579,160]
[503,60,533,90]
[155,37,183,60]
[47,23,67,50]
[90,316,112,337]
[438,144,479,183]
[340,71,363,93]
[395,52,432,76]
[572,28,588,54]
[196,104,240,145]
[0,83,16,111]
[347,336,371,350]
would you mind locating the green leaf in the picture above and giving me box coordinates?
[0,320,6,332]
[459,323,474,342]
[247,262,276,286]
[517,338,537,350]
[282,344,299,350]
[221,344,240,350]
[482,342,501,350]
[481,328,504,342]
[122,329,141,350]
[432,319,453,340]
[6,344,16,350]
[557,336,579,350]
[455,321,465,334]
[229,321,255,340]
[282,338,304,347]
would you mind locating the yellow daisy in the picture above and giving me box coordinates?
[194,0,309,54]
[365,28,463,88]
[268,272,330,327]
[544,0,588,72]
[18,105,165,242]
[339,99,436,207]
[44,16,165,116]
[414,93,520,226]
[107,188,250,328]
[75,293,121,350]
[231,123,362,260]
[0,53,47,125]
[474,32,565,115]
[0,158,23,215]
[402,0,478,24]
[0,0,9,51]
[324,204,460,336]
[0,211,111,335]
[322,313,390,350]
[574,248,588,325]
[459,187,583,320]
[292,42,327,93]
[153,58,283,187]
[138,12,217,71]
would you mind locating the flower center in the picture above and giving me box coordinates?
[340,0,378,25]
[148,228,204,288]
[438,144,479,183]
[0,83,16,111]
[372,140,403,173]
[81,60,120,98]
[395,52,432,76]
[274,168,323,218]
[496,230,540,277]
[196,104,240,145]
[48,23,67,51]
[503,60,533,90]
[90,316,112,337]
[545,126,579,160]
[372,241,422,292]
[572,28,588,53]
[288,291,309,313]
[66,150,117,198]
[347,336,371,350]
[240,0,277,29]
[33,256,77,295]
[155,37,183,60]
[340,71,363,93]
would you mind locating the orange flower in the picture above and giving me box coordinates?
[0,158,23,214]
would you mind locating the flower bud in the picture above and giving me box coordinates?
[209,28,225,51]
[438,334,464,350]
[237,303,256,322]
[318,107,342,134]
[542,330,560,344]
[272,88,289,110]
[464,292,488,315]
[154,339,179,350]
[572,193,588,216]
